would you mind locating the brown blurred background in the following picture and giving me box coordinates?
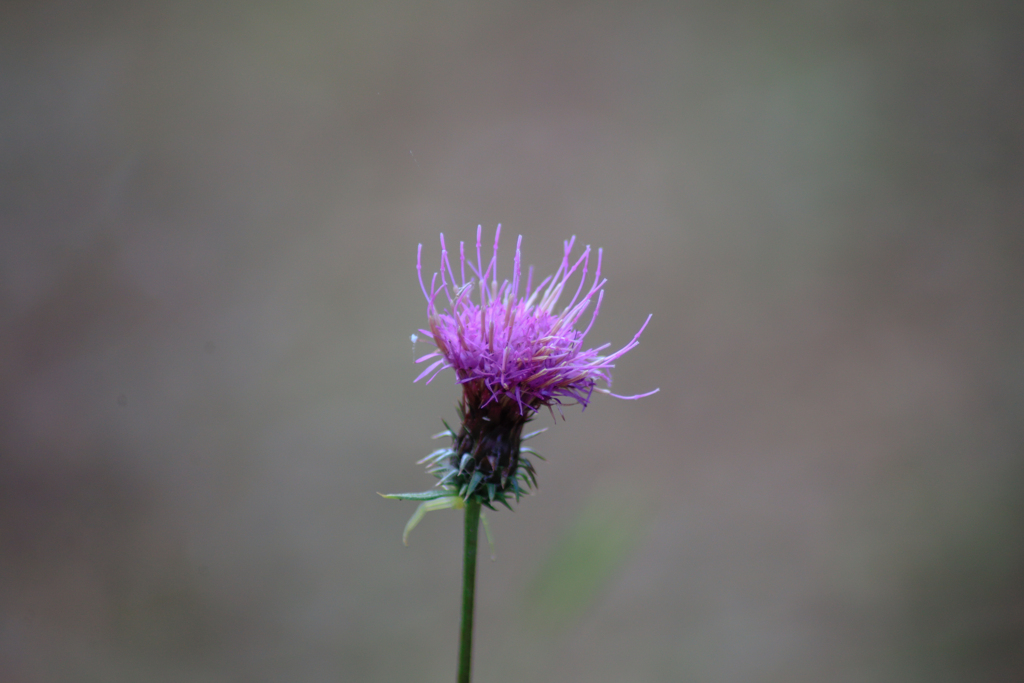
[2,1,1022,681]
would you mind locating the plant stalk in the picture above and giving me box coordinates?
[457,498,481,683]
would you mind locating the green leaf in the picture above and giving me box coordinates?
[521,427,547,441]
[521,447,546,461]
[378,490,457,502]
[465,471,484,500]
[480,511,496,561]
[398,495,463,545]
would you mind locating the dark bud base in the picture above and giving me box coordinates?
[448,381,538,499]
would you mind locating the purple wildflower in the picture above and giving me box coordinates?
[412,225,657,505]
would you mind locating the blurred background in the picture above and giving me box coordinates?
[2,1,1022,681]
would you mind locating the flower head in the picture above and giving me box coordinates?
[415,224,655,410]
[404,225,656,508]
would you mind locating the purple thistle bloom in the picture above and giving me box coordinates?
[411,225,657,505]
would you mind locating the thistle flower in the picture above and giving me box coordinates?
[382,226,657,683]
[391,224,656,518]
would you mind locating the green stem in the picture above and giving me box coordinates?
[457,498,481,683]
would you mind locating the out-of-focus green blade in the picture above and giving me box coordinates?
[523,485,653,633]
